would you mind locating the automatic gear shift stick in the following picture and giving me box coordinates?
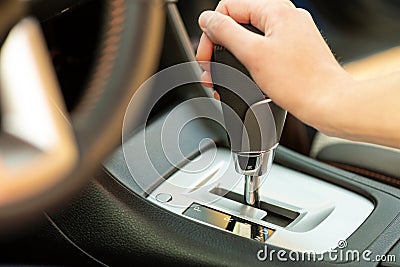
[211,25,286,207]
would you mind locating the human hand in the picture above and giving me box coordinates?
[196,0,354,131]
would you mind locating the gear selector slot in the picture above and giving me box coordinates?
[210,187,299,227]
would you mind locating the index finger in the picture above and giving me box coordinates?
[196,0,295,62]
[214,0,295,32]
[196,33,214,62]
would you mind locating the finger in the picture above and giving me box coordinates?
[197,0,296,63]
[196,33,214,62]
[200,71,213,88]
[198,60,210,73]
[214,0,295,32]
[198,11,265,67]
[214,91,221,101]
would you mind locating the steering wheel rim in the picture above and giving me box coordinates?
[0,0,165,230]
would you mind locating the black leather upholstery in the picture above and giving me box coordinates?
[47,147,400,266]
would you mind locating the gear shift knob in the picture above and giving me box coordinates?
[211,24,287,207]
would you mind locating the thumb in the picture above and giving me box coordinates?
[198,10,264,66]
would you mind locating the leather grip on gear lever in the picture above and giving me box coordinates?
[211,24,284,153]
[212,25,264,121]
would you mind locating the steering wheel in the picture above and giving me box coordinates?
[0,0,164,230]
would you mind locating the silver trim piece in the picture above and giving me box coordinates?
[147,148,374,253]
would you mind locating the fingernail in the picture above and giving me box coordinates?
[199,10,214,30]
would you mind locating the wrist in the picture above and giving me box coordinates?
[300,67,358,137]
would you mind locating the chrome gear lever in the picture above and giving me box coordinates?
[235,149,275,206]
[211,24,286,207]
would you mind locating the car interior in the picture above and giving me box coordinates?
[0,0,399,266]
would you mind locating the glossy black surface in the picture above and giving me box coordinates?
[184,203,275,243]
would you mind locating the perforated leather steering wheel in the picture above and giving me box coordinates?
[0,0,164,230]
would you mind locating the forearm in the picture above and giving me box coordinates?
[314,73,400,148]
[344,46,400,80]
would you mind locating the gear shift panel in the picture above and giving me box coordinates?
[147,148,374,253]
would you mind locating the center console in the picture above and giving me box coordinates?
[46,2,400,266]
[147,148,374,253]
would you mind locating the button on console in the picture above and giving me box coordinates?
[155,193,173,203]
